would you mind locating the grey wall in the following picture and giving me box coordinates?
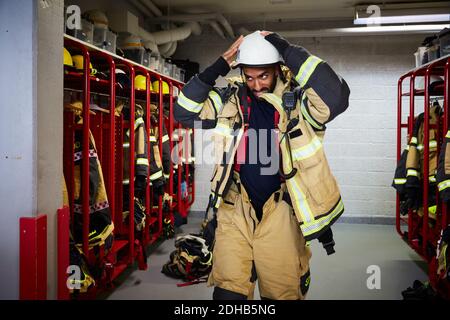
[0,0,64,300]
[37,0,64,300]
[173,29,424,218]
[0,0,38,300]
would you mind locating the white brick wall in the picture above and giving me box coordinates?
[174,30,425,218]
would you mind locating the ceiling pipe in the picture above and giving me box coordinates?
[185,21,202,36]
[165,41,178,57]
[128,0,153,18]
[152,25,192,45]
[158,42,174,55]
[148,12,235,38]
[209,21,226,39]
[216,13,235,38]
[139,0,163,17]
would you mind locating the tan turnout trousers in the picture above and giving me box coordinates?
[208,171,312,300]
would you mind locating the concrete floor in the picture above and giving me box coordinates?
[105,217,428,300]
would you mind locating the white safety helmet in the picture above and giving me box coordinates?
[233,31,284,69]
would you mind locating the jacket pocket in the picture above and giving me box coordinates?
[288,120,323,170]
[306,169,339,211]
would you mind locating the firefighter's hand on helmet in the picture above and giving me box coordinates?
[222,35,244,67]
[260,30,273,37]
[262,31,290,56]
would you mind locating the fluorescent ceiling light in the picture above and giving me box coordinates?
[354,2,450,25]
[354,14,450,25]
[341,24,450,34]
[278,24,450,38]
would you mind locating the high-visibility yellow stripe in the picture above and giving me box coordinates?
[291,136,323,161]
[214,123,234,137]
[136,158,149,166]
[417,140,437,151]
[123,179,130,185]
[295,55,323,87]
[162,134,169,143]
[134,117,144,130]
[214,196,222,208]
[164,173,170,179]
[150,170,163,181]
[301,100,323,130]
[208,90,223,115]
[429,175,436,183]
[438,179,450,192]
[281,138,315,223]
[446,131,450,139]
[300,199,344,238]
[407,169,419,177]
[394,178,407,185]
[123,142,130,148]
[177,91,203,113]
[149,136,157,142]
[410,137,418,144]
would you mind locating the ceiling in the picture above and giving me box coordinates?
[151,0,448,24]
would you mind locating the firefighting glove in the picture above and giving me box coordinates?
[134,175,147,200]
[318,228,335,255]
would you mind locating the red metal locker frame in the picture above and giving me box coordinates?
[396,55,450,298]
[63,39,92,255]
[62,34,187,297]
[20,215,47,300]
[57,207,70,300]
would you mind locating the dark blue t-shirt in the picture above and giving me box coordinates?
[239,95,281,221]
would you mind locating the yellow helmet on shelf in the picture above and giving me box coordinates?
[63,47,73,67]
[152,80,169,95]
[72,55,97,75]
[135,75,147,91]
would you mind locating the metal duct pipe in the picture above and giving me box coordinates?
[185,21,202,36]
[216,13,234,38]
[209,21,225,39]
[128,0,153,17]
[164,41,178,57]
[143,39,159,54]
[158,42,173,55]
[148,12,235,38]
[138,27,159,54]
[139,0,163,17]
[152,25,192,45]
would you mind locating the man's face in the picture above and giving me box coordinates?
[242,65,278,99]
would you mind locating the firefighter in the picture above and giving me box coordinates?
[174,31,350,300]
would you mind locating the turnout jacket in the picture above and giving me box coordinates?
[123,104,150,185]
[437,130,450,202]
[174,35,350,240]
[393,105,441,209]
